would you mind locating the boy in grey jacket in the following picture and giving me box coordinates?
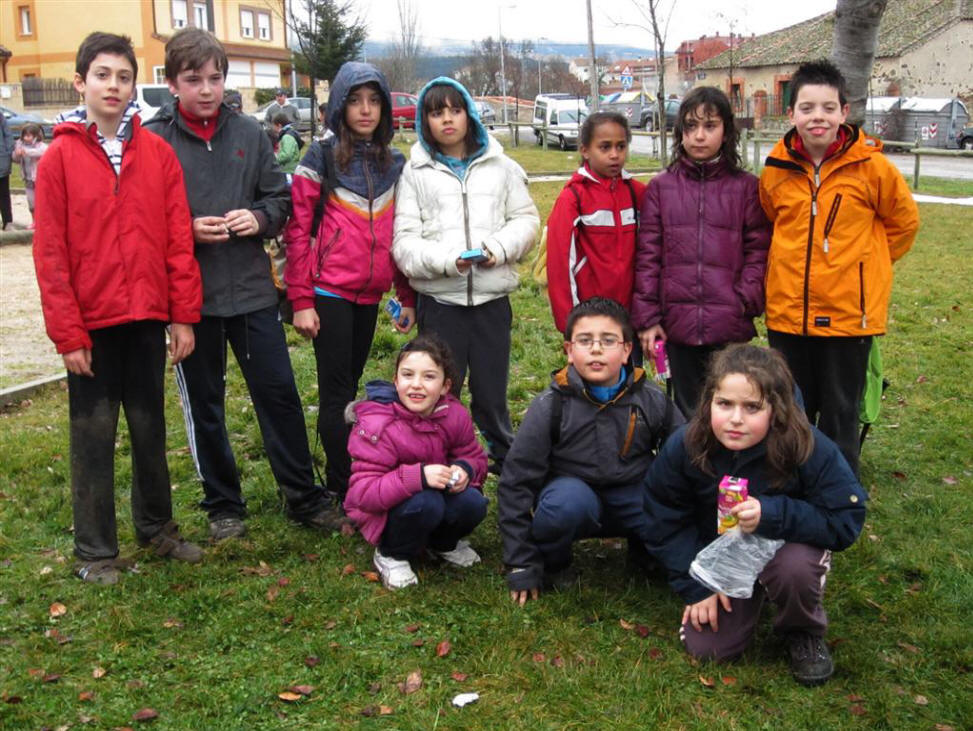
[498,298,683,604]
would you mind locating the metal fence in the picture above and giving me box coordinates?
[22,78,78,108]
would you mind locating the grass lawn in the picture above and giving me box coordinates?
[1,164,971,727]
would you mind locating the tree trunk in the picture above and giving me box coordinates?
[831,0,888,127]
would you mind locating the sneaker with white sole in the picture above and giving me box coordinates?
[432,540,481,568]
[373,548,418,590]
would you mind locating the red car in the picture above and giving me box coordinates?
[391,92,417,128]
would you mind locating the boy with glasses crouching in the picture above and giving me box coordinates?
[498,298,683,605]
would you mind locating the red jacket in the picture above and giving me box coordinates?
[33,117,201,354]
[546,165,646,332]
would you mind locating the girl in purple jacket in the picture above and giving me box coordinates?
[632,87,771,419]
[344,335,488,590]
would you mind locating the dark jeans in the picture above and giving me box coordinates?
[174,304,324,520]
[417,294,514,464]
[681,543,832,661]
[768,331,871,476]
[310,296,378,497]
[380,488,488,559]
[68,322,173,560]
[530,476,652,572]
[666,342,723,420]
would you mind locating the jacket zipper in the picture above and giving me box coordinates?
[822,194,842,254]
[802,166,821,335]
[353,151,377,302]
[859,262,867,328]
[461,180,474,306]
[695,164,705,345]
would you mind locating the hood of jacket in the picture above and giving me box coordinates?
[327,62,395,147]
[551,363,646,399]
[415,76,489,162]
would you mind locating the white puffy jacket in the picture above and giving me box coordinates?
[392,136,540,306]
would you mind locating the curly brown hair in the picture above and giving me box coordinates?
[685,344,813,490]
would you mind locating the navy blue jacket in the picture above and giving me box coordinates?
[644,424,867,603]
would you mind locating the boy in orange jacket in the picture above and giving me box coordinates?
[759,59,919,476]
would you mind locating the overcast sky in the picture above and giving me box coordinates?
[360,0,838,48]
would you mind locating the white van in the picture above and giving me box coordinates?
[532,94,588,150]
[134,84,176,122]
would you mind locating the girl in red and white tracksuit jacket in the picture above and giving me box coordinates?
[546,112,646,334]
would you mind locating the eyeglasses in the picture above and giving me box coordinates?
[570,336,624,350]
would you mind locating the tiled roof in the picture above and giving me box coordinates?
[698,0,973,69]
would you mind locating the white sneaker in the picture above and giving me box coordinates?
[432,540,481,568]
[373,548,418,590]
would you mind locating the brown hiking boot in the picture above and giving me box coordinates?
[75,557,132,585]
[209,516,246,541]
[142,521,203,563]
[295,503,351,533]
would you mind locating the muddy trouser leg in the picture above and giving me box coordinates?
[68,326,124,560]
[121,322,174,543]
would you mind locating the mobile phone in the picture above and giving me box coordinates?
[385,298,401,320]
[460,248,490,264]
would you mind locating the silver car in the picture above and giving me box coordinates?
[474,100,496,129]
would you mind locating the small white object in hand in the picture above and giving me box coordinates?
[452,692,479,708]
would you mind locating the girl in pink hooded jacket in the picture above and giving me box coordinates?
[344,335,488,590]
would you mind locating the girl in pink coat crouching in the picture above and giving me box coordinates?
[344,334,488,590]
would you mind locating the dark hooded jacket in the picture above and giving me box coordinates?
[144,102,289,317]
[498,365,683,591]
[644,424,867,604]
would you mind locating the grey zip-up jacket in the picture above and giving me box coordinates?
[144,102,289,317]
[498,365,684,591]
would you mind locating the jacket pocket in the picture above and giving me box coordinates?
[314,228,342,278]
[858,261,867,329]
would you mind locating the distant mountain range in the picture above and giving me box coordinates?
[363,39,657,61]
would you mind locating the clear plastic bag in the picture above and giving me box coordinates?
[689,531,785,598]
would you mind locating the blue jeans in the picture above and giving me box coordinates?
[531,476,651,571]
[380,488,488,559]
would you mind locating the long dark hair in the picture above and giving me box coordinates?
[420,83,478,158]
[395,333,459,389]
[334,81,393,172]
[670,86,741,172]
[685,344,813,489]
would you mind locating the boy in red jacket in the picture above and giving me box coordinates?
[33,32,204,585]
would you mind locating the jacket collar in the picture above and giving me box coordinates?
[674,153,728,179]
[765,124,877,178]
[575,163,634,186]
[553,364,645,402]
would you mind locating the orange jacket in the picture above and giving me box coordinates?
[759,126,919,337]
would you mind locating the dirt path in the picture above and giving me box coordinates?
[0,192,63,389]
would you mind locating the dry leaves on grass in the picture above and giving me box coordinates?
[49,602,67,618]
[698,675,715,688]
[436,640,451,657]
[397,669,422,695]
[241,561,274,577]
[914,695,929,706]
[361,705,394,716]
[304,656,320,668]
[132,707,159,721]
[451,672,468,682]
[361,571,380,583]
[79,691,94,701]
[340,563,356,577]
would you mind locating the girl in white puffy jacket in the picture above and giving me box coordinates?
[393,77,539,474]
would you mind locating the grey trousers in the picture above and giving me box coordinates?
[680,542,832,661]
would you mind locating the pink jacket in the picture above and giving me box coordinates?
[344,383,488,545]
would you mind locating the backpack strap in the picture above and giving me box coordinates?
[310,143,337,239]
[624,177,639,227]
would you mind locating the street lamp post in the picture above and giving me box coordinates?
[498,6,508,124]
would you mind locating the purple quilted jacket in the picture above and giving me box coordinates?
[631,155,770,346]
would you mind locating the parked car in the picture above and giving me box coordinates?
[532,93,589,150]
[1,105,55,140]
[391,92,417,129]
[639,98,681,131]
[474,100,496,129]
[251,96,312,130]
[134,84,176,123]
[959,123,973,149]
